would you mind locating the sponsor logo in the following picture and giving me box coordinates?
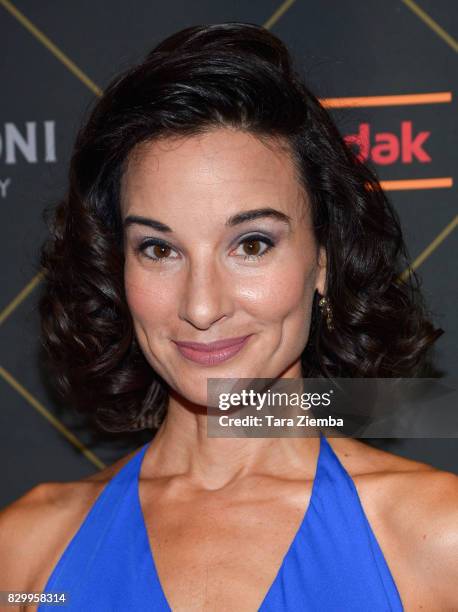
[344,120,431,165]
[0,120,56,198]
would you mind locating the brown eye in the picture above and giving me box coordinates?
[137,239,179,263]
[242,239,262,256]
[153,244,172,259]
[234,235,275,261]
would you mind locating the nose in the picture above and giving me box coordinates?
[179,256,231,330]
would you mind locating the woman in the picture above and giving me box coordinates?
[1,22,456,611]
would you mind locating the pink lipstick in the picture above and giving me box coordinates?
[173,334,252,366]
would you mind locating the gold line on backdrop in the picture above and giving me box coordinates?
[399,215,458,282]
[0,0,456,468]
[401,0,458,53]
[0,366,106,469]
[0,0,103,96]
[263,0,296,30]
[0,270,43,326]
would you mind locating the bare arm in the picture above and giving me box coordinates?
[0,485,50,594]
[378,470,458,610]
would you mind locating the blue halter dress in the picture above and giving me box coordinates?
[38,435,403,611]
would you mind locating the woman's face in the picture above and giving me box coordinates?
[121,128,326,407]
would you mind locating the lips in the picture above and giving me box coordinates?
[173,334,252,366]
[173,335,252,352]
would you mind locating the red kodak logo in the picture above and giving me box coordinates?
[344,121,431,165]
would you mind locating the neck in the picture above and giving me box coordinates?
[144,398,320,490]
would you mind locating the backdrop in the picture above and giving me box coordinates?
[1,0,457,508]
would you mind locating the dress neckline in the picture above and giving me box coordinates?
[134,434,325,611]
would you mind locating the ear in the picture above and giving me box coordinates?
[315,246,327,295]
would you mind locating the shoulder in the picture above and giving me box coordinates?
[376,463,457,609]
[0,446,141,592]
[329,438,458,610]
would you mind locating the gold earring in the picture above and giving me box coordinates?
[318,296,334,331]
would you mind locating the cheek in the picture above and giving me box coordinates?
[239,257,316,321]
[124,262,176,326]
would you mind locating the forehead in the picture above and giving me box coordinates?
[120,128,307,218]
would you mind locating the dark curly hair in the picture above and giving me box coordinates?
[38,22,443,434]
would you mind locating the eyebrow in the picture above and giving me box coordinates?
[123,207,292,233]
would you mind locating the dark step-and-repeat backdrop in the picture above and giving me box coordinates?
[1,0,457,508]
